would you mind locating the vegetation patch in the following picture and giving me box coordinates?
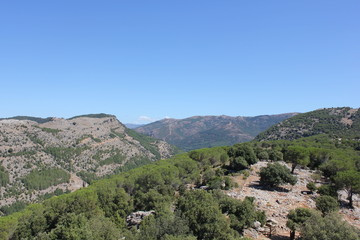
[125,128,161,159]
[0,166,10,187]
[44,146,86,162]
[68,113,115,120]
[22,168,70,190]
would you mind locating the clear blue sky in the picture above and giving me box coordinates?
[1,1,359,124]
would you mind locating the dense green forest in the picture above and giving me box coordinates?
[1,132,359,239]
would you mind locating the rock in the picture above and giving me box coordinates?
[126,210,155,226]
[266,218,278,226]
[243,228,258,239]
[253,221,261,229]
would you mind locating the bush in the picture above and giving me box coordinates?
[315,195,339,216]
[301,213,360,240]
[230,156,249,171]
[306,182,317,192]
[259,163,297,188]
[317,184,338,198]
[287,208,314,240]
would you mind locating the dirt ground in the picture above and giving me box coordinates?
[225,161,360,239]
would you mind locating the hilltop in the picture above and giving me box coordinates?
[135,113,298,151]
[255,107,360,141]
[0,114,177,209]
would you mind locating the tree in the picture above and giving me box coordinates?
[228,144,257,165]
[177,190,235,240]
[317,184,338,197]
[286,208,314,240]
[259,163,297,188]
[257,151,269,161]
[315,195,339,216]
[229,156,248,171]
[284,146,309,173]
[301,213,360,240]
[308,148,331,169]
[269,150,283,161]
[333,170,360,208]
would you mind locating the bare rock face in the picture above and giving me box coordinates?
[0,115,177,208]
[126,210,155,227]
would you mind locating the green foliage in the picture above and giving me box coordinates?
[317,184,338,197]
[2,136,359,240]
[26,133,45,146]
[229,156,249,171]
[301,213,360,240]
[256,107,359,141]
[22,168,70,190]
[76,171,98,184]
[4,150,37,157]
[269,150,283,161]
[228,144,258,165]
[315,195,339,216]
[99,152,126,166]
[76,134,101,144]
[257,151,269,160]
[0,166,9,187]
[306,182,317,192]
[308,147,331,169]
[286,208,314,240]
[333,170,360,208]
[284,146,309,173]
[139,213,193,240]
[44,146,86,162]
[216,192,266,233]
[189,147,229,168]
[177,190,236,240]
[68,113,115,120]
[39,127,61,134]
[0,201,27,216]
[259,163,297,188]
[125,128,166,159]
[4,116,52,123]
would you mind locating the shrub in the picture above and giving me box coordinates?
[306,182,317,192]
[259,163,297,188]
[301,213,360,240]
[315,195,339,216]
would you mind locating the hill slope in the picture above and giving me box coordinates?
[135,113,298,151]
[255,107,360,141]
[0,115,177,207]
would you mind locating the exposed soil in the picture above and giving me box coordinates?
[226,161,360,239]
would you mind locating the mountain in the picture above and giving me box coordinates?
[125,123,145,129]
[255,107,360,141]
[0,114,178,208]
[135,113,298,151]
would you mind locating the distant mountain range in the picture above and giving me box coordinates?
[255,107,360,141]
[125,123,145,129]
[0,114,177,207]
[135,113,298,151]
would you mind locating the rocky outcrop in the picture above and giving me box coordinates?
[0,115,177,207]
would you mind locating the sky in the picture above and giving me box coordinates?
[1,1,359,124]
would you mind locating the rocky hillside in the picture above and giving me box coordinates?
[255,107,360,141]
[135,113,298,151]
[0,114,177,208]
